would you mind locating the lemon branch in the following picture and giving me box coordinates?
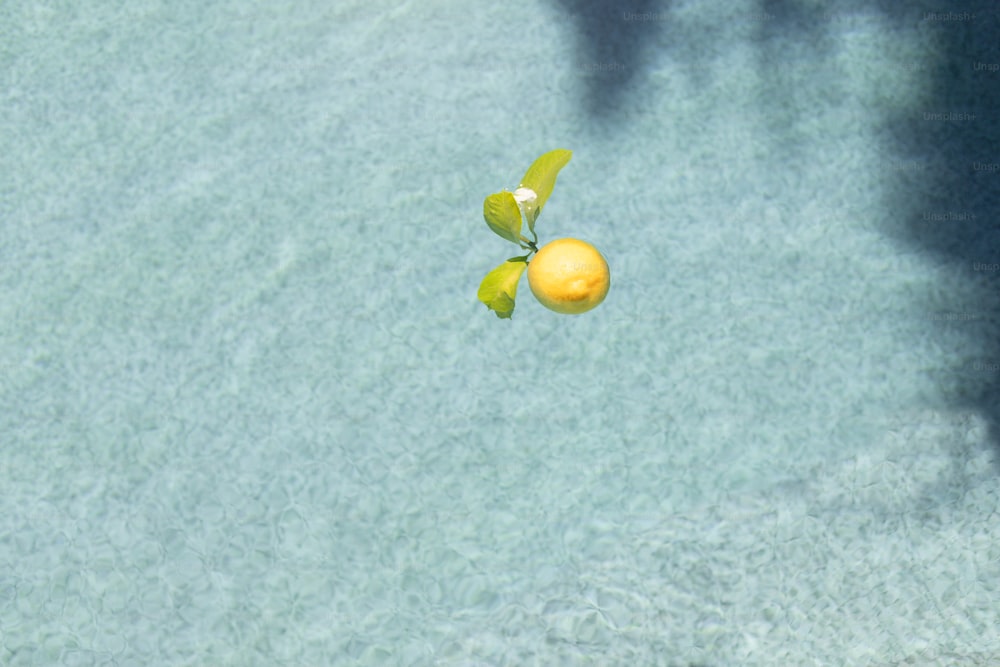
[477,149,573,319]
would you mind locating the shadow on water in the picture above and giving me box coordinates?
[878,2,1000,463]
[550,0,667,119]
[753,2,1000,463]
[556,0,1000,461]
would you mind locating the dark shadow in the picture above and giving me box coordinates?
[556,0,1000,462]
[551,0,668,119]
[750,0,1000,460]
[877,3,1000,463]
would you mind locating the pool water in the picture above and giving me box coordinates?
[2,0,998,664]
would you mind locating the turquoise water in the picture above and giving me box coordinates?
[2,1,999,664]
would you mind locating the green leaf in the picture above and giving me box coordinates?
[483,191,523,245]
[518,148,572,231]
[477,258,529,319]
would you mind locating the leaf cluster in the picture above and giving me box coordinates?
[477,149,572,319]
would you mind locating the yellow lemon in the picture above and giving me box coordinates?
[527,238,610,314]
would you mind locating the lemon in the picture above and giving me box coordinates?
[527,238,610,314]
